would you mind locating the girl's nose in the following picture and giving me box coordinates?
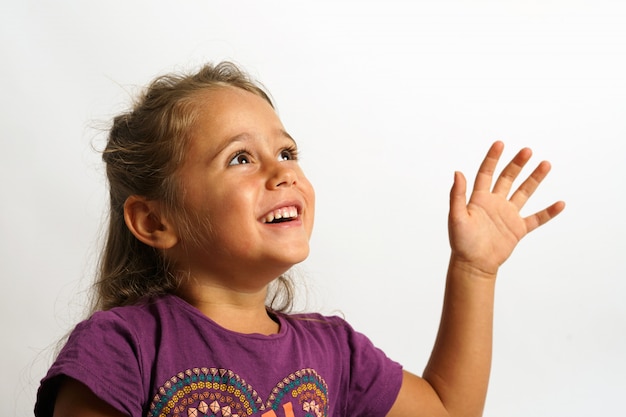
[266,162,297,189]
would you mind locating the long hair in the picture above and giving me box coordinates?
[92,62,294,313]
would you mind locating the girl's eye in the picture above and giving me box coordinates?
[229,152,251,166]
[278,147,299,161]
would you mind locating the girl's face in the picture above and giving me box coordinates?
[172,86,315,289]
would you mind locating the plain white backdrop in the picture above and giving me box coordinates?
[2,1,625,416]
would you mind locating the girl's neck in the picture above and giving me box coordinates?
[176,283,280,336]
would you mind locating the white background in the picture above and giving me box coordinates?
[2,1,625,416]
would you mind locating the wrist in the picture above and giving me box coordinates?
[448,255,499,281]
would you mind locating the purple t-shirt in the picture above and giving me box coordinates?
[35,294,403,417]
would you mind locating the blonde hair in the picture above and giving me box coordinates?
[93,62,294,313]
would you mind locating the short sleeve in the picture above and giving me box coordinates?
[342,320,404,416]
[35,311,146,417]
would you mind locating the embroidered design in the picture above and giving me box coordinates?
[148,368,328,417]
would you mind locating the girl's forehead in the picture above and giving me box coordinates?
[191,86,277,125]
[185,86,288,151]
[194,85,271,111]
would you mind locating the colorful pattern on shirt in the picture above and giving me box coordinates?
[148,367,328,417]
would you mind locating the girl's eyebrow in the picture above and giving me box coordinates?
[281,129,298,146]
[211,129,298,160]
[223,129,297,149]
[207,133,247,160]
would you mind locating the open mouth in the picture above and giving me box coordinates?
[261,205,299,224]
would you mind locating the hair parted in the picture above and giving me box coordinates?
[93,62,295,313]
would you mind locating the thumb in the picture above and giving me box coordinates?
[449,171,467,221]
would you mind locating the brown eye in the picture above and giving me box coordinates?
[229,152,251,166]
[278,147,299,161]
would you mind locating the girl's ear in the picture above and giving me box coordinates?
[123,195,179,249]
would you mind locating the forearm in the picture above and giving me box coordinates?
[422,256,497,417]
[388,143,562,417]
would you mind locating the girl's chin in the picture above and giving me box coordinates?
[271,250,310,271]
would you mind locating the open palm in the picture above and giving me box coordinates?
[448,142,565,276]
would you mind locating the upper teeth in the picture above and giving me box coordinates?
[263,206,298,223]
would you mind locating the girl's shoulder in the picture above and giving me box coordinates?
[281,311,347,326]
[278,311,363,341]
[73,294,191,341]
[85,294,173,322]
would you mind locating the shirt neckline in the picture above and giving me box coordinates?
[164,293,290,340]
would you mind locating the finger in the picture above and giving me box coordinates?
[509,160,552,209]
[473,141,505,192]
[524,200,566,233]
[449,171,468,222]
[492,147,533,197]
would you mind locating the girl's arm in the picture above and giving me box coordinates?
[387,141,565,417]
[53,378,128,417]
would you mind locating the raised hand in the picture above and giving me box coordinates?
[448,141,565,277]
[389,141,565,417]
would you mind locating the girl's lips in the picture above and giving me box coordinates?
[260,204,301,224]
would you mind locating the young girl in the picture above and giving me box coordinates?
[35,62,564,417]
